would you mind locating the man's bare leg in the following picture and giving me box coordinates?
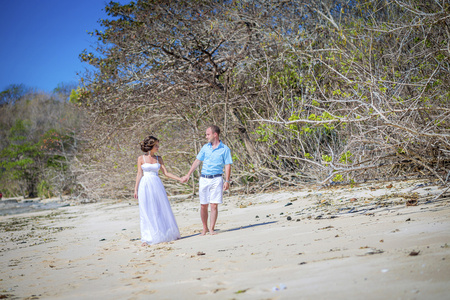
[200,204,209,235]
[209,203,218,235]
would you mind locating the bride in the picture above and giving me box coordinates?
[134,135,182,245]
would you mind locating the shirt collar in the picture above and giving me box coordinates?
[208,141,223,149]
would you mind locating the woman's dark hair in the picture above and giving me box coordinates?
[140,136,159,152]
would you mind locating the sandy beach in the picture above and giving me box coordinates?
[1,179,450,299]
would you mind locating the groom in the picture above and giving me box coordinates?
[181,125,233,235]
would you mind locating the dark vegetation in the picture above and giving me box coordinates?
[0,84,85,199]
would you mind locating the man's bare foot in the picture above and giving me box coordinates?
[209,230,217,235]
[200,229,208,236]
[141,242,147,247]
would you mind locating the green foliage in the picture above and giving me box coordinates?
[322,155,332,163]
[0,90,82,197]
[287,113,300,132]
[271,66,302,89]
[1,120,39,178]
[301,126,313,134]
[306,112,338,131]
[69,89,80,104]
[0,119,42,197]
[339,151,353,164]
[397,148,406,154]
[69,87,91,105]
[253,124,276,143]
[333,174,343,182]
[37,180,54,198]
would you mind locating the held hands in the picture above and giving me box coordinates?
[180,175,189,183]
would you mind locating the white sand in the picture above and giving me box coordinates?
[1,179,449,299]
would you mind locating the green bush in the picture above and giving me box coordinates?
[37,180,54,199]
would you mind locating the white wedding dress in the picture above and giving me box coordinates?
[137,156,180,245]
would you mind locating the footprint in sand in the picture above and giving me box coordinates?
[138,277,157,283]
[131,289,156,297]
[197,287,228,295]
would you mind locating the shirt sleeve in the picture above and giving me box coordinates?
[224,146,233,165]
[196,145,206,161]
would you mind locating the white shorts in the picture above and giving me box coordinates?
[199,177,223,205]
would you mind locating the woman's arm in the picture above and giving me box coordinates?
[134,156,143,199]
[159,157,182,181]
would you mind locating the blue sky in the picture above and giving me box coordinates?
[0,0,119,93]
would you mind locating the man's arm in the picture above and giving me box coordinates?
[223,164,231,191]
[181,159,202,183]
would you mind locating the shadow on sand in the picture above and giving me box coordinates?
[180,221,278,239]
